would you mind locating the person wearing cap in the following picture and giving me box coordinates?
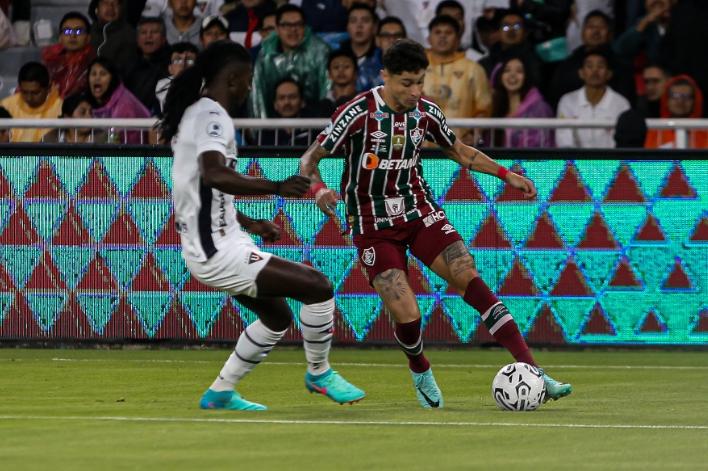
[200,14,229,48]
[164,0,201,47]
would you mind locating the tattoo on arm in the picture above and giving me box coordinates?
[300,142,329,182]
[442,241,476,278]
[373,269,412,302]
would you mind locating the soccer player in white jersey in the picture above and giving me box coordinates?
[301,39,572,409]
[160,41,365,411]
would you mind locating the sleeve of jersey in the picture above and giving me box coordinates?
[194,108,233,156]
[425,105,457,147]
[316,103,356,154]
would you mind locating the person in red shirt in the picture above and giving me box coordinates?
[41,12,95,99]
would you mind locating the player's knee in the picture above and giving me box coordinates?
[268,311,292,332]
[451,270,478,296]
[304,269,334,303]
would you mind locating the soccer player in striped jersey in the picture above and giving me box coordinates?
[160,41,365,411]
[301,39,572,408]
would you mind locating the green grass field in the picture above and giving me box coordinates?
[1,348,706,470]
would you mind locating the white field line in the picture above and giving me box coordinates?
[11,358,703,370]
[0,415,705,430]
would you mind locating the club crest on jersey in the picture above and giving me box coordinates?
[410,127,424,147]
[370,111,388,121]
[392,134,405,150]
[362,247,376,266]
[385,196,405,216]
[207,121,223,137]
[248,252,264,264]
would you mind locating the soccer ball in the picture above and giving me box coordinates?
[492,362,546,411]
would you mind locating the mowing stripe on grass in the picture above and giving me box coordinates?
[0,415,706,430]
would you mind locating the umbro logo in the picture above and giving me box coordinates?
[371,130,387,139]
[417,387,440,408]
[248,252,264,264]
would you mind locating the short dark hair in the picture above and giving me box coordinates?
[327,49,357,69]
[0,106,11,119]
[378,16,406,36]
[435,0,464,16]
[18,62,50,88]
[581,46,614,70]
[274,76,302,98]
[348,2,378,22]
[382,39,428,75]
[583,9,612,30]
[88,0,123,22]
[275,4,305,25]
[428,14,460,35]
[61,92,91,117]
[137,16,166,34]
[171,41,199,55]
[59,11,90,31]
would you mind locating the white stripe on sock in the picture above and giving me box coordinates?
[299,298,334,376]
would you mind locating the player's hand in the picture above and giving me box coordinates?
[247,219,281,242]
[315,187,339,218]
[278,175,311,197]
[506,172,537,199]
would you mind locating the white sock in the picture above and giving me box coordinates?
[210,320,286,391]
[299,298,335,376]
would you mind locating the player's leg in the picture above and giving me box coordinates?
[355,233,443,408]
[255,256,365,404]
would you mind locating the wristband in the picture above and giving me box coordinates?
[311,181,327,194]
[496,166,509,181]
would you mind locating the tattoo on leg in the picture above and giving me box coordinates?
[442,241,476,279]
[374,269,412,302]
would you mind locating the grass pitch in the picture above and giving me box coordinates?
[0,348,706,470]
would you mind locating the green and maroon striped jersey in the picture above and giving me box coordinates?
[317,86,457,235]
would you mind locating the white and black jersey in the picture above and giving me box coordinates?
[171,97,243,262]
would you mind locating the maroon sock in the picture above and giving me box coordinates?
[463,277,536,366]
[394,318,430,373]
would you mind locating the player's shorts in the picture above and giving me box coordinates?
[352,210,463,284]
[184,231,272,298]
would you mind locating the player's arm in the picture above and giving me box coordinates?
[300,141,338,217]
[442,140,537,199]
[200,151,310,197]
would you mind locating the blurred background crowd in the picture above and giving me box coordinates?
[0,0,706,148]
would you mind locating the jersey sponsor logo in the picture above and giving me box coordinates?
[410,127,424,147]
[207,121,223,137]
[392,134,405,150]
[362,153,380,169]
[362,247,376,266]
[370,111,388,121]
[441,223,456,235]
[377,157,416,170]
[384,196,404,216]
[248,252,264,264]
[423,210,446,227]
[410,110,425,121]
[371,130,387,139]
[394,121,406,130]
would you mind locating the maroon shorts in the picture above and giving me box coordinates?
[352,210,463,283]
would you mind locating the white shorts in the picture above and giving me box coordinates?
[184,232,272,298]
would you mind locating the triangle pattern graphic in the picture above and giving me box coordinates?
[634,213,666,242]
[24,161,66,198]
[0,169,13,198]
[0,292,14,324]
[77,252,119,291]
[155,301,198,340]
[498,258,539,296]
[282,200,327,245]
[102,157,144,196]
[339,262,376,294]
[637,309,668,333]
[128,292,172,337]
[662,258,693,290]
[604,165,645,202]
[25,293,67,331]
[689,216,708,242]
[100,249,145,289]
[471,213,511,248]
[439,296,478,342]
[51,247,93,290]
[0,201,9,234]
[443,168,486,201]
[581,303,616,335]
[313,218,348,246]
[421,304,460,342]
[577,212,619,249]
[76,202,119,242]
[103,210,144,245]
[261,209,301,246]
[526,304,566,345]
[207,299,243,340]
[153,248,188,290]
[0,294,44,338]
[151,157,173,192]
[0,203,40,244]
[25,251,67,290]
[3,246,41,289]
[155,212,180,246]
[525,213,564,249]
[182,274,219,292]
[550,258,594,296]
[52,204,92,245]
[130,162,168,198]
[129,201,171,245]
[496,164,535,202]
[692,308,708,333]
[50,156,92,195]
[602,205,646,247]
[608,257,643,289]
[102,297,147,339]
[659,164,696,198]
[547,203,594,248]
[77,294,119,334]
[50,296,94,339]
[130,253,170,291]
[0,263,15,292]
[78,160,118,198]
[422,159,459,201]
[181,292,226,337]
[495,203,541,247]
[407,259,430,294]
[336,295,382,341]
[24,201,66,241]
[2,155,38,197]
[549,163,591,202]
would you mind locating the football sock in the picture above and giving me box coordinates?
[463,277,536,366]
[210,320,286,391]
[299,298,335,376]
[394,318,431,373]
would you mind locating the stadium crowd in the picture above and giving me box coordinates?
[0,0,706,148]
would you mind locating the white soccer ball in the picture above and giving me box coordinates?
[492,362,546,411]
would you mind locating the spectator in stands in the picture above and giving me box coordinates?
[376,16,406,55]
[87,57,151,144]
[0,106,10,143]
[165,0,201,46]
[43,92,108,144]
[510,0,572,42]
[0,7,16,50]
[42,12,95,99]
[125,17,171,114]
[614,0,673,65]
[471,8,503,61]
[339,3,382,92]
[556,49,630,148]
[637,63,669,118]
[488,56,554,147]
[314,49,358,116]
[298,0,348,33]
[614,109,648,148]
[423,15,491,145]
[0,62,63,142]
[200,15,229,48]
[249,11,276,61]
[549,9,634,108]
[89,0,139,77]
[257,77,312,146]
[156,41,199,111]
[250,4,330,118]
[224,0,275,48]
[645,74,707,148]
[479,10,542,90]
